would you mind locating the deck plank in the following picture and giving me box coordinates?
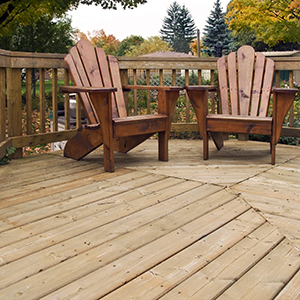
[102,211,268,300]
[0,139,299,299]
[39,198,249,300]
[0,179,200,263]
[275,269,300,300]
[217,239,300,300]
[0,193,242,299]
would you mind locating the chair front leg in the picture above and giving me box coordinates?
[157,89,180,161]
[90,92,114,172]
[186,88,209,159]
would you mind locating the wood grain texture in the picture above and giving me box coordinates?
[1,139,300,299]
[188,45,297,165]
[60,40,181,171]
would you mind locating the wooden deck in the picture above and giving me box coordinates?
[0,139,300,300]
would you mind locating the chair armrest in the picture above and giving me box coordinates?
[185,85,218,92]
[272,87,298,94]
[122,85,183,92]
[59,86,117,94]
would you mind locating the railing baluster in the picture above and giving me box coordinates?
[0,67,5,142]
[120,69,129,113]
[146,69,150,114]
[172,69,178,123]
[289,70,294,127]
[76,94,82,128]
[185,69,190,123]
[64,68,70,130]
[39,68,46,133]
[198,70,201,85]
[26,69,32,135]
[52,68,58,132]
[159,69,163,86]
[133,69,137,115]
[275,70,281,87]
[210,69,216,114]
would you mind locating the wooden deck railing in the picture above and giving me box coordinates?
[0,48,299,159]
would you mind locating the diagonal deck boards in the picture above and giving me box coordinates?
[0,139,299,299]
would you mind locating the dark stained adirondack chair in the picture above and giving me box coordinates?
[59,39,182,172]
[185,45,297,165]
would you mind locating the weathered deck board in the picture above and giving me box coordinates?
[0,139,299,299]
[102,212,269,300]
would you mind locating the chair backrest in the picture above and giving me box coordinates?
[64,39,127,124]
[217,45,275,117]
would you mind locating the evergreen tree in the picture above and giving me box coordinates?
[160,2,196,53]
[202,0,232,56]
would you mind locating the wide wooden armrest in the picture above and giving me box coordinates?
[272,87,298,94]
[122,85,183,92]
[59,86,117,94]
[185,85,218,92]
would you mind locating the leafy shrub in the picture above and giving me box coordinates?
[0,147,16,165]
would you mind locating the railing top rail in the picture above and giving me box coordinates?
[0,48,66,68]
[1,47,300,70]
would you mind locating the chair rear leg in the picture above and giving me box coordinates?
[203,131,209,160]
[64,125,103,160]
[271,143,276,165]
[158,131,168,161]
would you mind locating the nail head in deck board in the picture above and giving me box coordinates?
[217,239,300,300]
[0,139,300,299]
[0,197,246,299]
[27,199,249,300]
[0,180,200,264]
[102,210,269,300]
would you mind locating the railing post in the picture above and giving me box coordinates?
[7,67,22,158]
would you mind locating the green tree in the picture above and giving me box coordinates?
[227,0,300,47]
[0,0,147,34]
[202,0,232,56]
[0,15,75,97]
[114,35,144,56]
[125,36,172,56]
[0,15,75,53]
[160,1,196,53]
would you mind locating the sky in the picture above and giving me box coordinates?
[67,0,231,41]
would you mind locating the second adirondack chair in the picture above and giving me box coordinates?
[60,39,182,172]
[185,45,297,164]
